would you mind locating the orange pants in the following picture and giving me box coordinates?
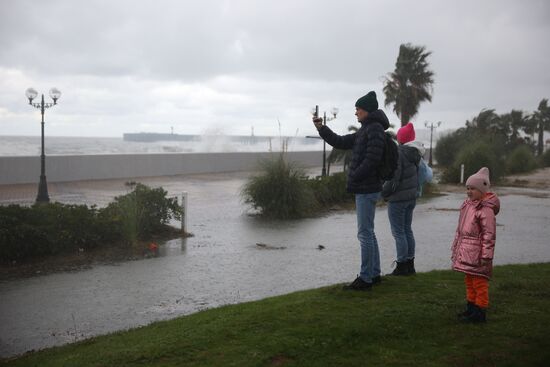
[465,274,489,308]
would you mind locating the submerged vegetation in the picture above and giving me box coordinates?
[241,154,318,219]
[241,153,353,219]
[0,183,183,264]
[241,148,445,219]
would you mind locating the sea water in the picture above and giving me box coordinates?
[0,135,324,156]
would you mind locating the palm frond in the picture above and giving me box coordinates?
[383,43,435,126]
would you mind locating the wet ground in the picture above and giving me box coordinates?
[1,169,550,357]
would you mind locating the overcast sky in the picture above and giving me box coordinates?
[0,0,549,137]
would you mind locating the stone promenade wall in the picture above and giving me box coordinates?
[0,151,323,185]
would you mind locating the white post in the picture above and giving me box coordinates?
[181,192,188,234]
[460,164,465,184]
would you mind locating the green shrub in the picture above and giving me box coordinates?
[0,203,103,262]
[242,154,318,219]
[0,184,182,263]
[105,192,140,246]
[539,149,550,167]
[441,141,502,183]
[242,157,355,219]
[506,145,538,174]
[434,132,463,167]
[440,164,460,184]
[306,172,353,207]
[103,183,182,244]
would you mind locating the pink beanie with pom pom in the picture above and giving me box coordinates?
[466,167,491,193]
[397,122,415,144]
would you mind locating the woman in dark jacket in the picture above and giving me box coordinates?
[382,122,424,275]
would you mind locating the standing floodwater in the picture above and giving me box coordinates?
[1,172,549,357]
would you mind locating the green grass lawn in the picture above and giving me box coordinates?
[3,263,550,367]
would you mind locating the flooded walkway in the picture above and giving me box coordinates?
[1,171,550,357]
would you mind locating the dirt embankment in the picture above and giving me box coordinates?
[500,167,550,190]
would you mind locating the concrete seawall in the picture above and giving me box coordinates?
[0,151,324,185]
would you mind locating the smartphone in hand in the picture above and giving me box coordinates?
[312,105,323,129]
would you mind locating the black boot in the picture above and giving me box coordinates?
[391,261,409,276]
[457,302,475,320]
[468,305,487,323]
[461,305,487,323]
[343,276,373,291]
[407,258,416,275]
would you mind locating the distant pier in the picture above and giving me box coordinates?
[122,132,319,145]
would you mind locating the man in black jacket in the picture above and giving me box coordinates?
[313,91,390,290]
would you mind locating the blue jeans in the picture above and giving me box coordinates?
[355,192,381,282]
[387,199,417,263]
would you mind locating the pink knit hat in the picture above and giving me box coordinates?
[397,122,415,144]
[466,167,491,193]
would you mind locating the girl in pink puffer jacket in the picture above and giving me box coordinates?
[451,167,500,323]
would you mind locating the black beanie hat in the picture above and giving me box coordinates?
[355,91,378,112]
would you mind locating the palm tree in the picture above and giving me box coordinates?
[529,99,550,156]
[383,43,435,126]
[466,109,505,136]
[500,110,527,148]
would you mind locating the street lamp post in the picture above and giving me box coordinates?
[25,87,62,203]
[309,105,338,176]
[424,120,441,167]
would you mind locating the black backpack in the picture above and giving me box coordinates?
[378,132,399,180]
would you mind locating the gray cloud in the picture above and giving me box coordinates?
[1,0,549,137]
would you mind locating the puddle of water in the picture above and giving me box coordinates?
[157,239,187,257]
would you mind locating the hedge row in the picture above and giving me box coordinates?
[0,183,182,263]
